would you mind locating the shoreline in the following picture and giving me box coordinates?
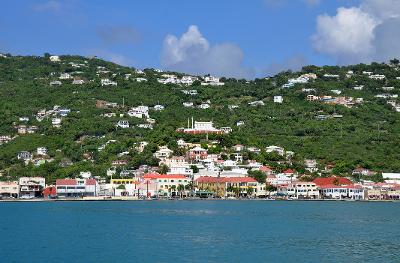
[1,197,399,203]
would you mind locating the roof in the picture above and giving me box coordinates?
[195,176,257,183]
[313,177,352,186]
[382,173,400,179]
[56,178,97,186]
[319,184,362,189]
[260,166,273,172]
[283,169,294,174]
[143,173,187,179]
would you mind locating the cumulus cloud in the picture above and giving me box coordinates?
[161,25,254,79]
[312,0,400,64]
[97,25,140,45]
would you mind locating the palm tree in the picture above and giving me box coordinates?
[177,184,185,198]
[233,187,241,198]
[169,185,177,197]
[227,185,235,197]
[246,186,254,198]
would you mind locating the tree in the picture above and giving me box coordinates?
[190,165,199,173]
[247,170,266,184]
[390,58,399,65]
[158,164,169,174]
[177,184,185,198]
[233,187,241,197]
[246,186,254,197]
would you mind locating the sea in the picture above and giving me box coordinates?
[1,200,399,263]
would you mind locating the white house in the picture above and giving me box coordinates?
[183,102,194,107]
[274,96,283,103]
[50,80,62,86]
[127,106,149,118]
[17,151,33,162]
[201,76,224,86]
[154,146,173,160]
[117,120,130,128]
[154,105,165,111]
[59,73,71,80]
[49,55,60,62]
[266,145,285,156]
[101,79,117,86]
[37,147,48,156]
[19,177,46,198]
[382,173,400,184]
[52,118,62,127]
[72,79,85,85]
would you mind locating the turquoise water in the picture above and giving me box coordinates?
[1,200,400,263]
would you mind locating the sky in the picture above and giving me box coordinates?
[1,0,400,79]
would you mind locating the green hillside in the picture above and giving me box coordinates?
[0,54,399,182]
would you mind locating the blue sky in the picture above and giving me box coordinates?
[2,0,399,79]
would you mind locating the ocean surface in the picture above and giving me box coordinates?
[1,200,400,263]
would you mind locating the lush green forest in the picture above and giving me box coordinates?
[0,54,399,183]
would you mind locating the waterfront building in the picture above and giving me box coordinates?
[19,177,45,198]
[195,176,259,197]
[142,173,189,197]
[56,178,99,197]
[0,181,19,198]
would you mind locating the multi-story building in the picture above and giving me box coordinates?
[56,178,99,197]
[142,173,190,197]
[0,181,19,198]
[19,177,45,198]
[195,176,259,197]
[187,146,208,161]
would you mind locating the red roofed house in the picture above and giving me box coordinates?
[186,146,208,161]
[283,169,295,175]
[56,178,99,197]
[313,177,364,200]
[259,166,273,176]
[313,177,352,187]
[195,176,258,197]
[142,173,190,197]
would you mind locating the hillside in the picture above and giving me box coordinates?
[0,53,399,182]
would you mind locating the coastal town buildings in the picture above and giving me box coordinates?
[56,178,99,197]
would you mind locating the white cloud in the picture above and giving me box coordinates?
[161,25,254,79]
[312,7,377,64]
[312,0,400,64]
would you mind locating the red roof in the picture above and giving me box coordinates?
[143,173,187,179]
[260,166,273,172]
[283,169,294,174]
[195,176,257,183]
[313,177,352,187]
[56,178,97,186]
[56,179,77,185]
[319,184,361,189]
[86,179,97,185]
